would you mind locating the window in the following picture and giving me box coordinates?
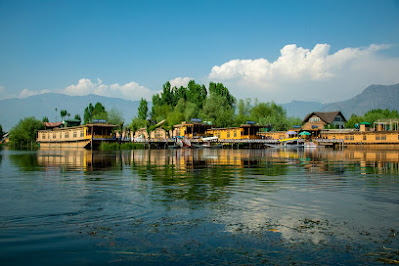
[310,117,320,122]
[334,116,341,122]
[80,131,84,137]
[363,135,366,141]
[350,135,354,140]
[42,134,45,139]
[73,132,77,138]
[227,132,230,138]
[376,135,380,140]
[65,132,69,138]
[234,131,237,137]
[381,135,386,140]
[53,133,56,139]
[345,136,349,140]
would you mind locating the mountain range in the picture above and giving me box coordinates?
[1,83,398,131]
[281,83,399,119]
[0,93,141,131]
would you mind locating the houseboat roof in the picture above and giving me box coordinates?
[43,122,63,128]
[209,124,268,130]
[320,128,357,134]
[38,123,117,132]
[303,111,347,124]
[85,123,117,127]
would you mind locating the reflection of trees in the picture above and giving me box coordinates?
[9,152,40,171]
[132,152,234,204]
[130,149,293,205]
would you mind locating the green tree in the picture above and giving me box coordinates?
[208,82,235,108]
[9,117,44,145]
[0,124,3,139]
[345,114,363,128]
[42,116,49,122]
[200,95,235,127]
[235,98,252,125]
[60,109,68,120]
[108,107,124,126]
[74,114,81,120]
[186,80,207,108]
[84,102,108,124]
[138,98,148,120]
[130,117,148,134]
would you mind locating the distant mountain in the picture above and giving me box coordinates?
[282,83,399,120]
[321,83,399,118]
[0,93,142,131]
[281,101,326,119]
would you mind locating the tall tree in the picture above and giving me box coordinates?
[186,80,207,108]
[42,116,49,122]
[138,98,148,120]
[208,82,235,108]
[84,102,108,124]
[60,109,68,120]
[74,114,81,120]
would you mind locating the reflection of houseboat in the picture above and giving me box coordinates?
[37,123,117,149]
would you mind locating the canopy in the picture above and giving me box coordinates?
[299,131,311,136]
[285,130,297,135]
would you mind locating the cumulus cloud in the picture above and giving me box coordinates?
[209,44,399,103]
[169,77,193,88]
[62,78,155,100]
[17,78,155,101]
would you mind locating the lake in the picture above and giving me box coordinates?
[0,148,398,265]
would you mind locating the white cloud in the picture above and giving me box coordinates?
[209,44,399,103]
[62,78,155,100]
[169,77,193,88]
[17,78,156,101]
[18,88,51,98]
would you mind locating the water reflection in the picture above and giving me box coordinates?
[11,148,399,176]
[2,148,399,264]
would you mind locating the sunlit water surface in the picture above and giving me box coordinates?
[0,148,398,265]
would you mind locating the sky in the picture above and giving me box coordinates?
[1,0,399,104]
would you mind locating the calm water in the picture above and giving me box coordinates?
[0,148,398,265]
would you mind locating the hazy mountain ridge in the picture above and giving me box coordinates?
[282,83,399,119]
[321,83,399,117]
[0,93,141,131]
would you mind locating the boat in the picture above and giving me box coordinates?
[37,123,118,149]
[265,137,305,149]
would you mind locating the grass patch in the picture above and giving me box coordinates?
[99,142,145,150]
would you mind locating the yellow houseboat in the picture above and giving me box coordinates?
[207,124,267,140]
[37,123,117,149]
[173,121,213,138]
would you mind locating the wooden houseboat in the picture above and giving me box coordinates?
[37,123,117,149]
[206,123,267,140]
[173,120,213,138]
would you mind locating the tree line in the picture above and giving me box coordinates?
[130,80,302,133]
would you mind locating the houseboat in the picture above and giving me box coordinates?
[37,123,117,149]
[207,123,269,140]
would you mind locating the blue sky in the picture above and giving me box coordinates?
[1,0,399,103]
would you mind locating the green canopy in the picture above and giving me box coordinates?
[299,131,311,136]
